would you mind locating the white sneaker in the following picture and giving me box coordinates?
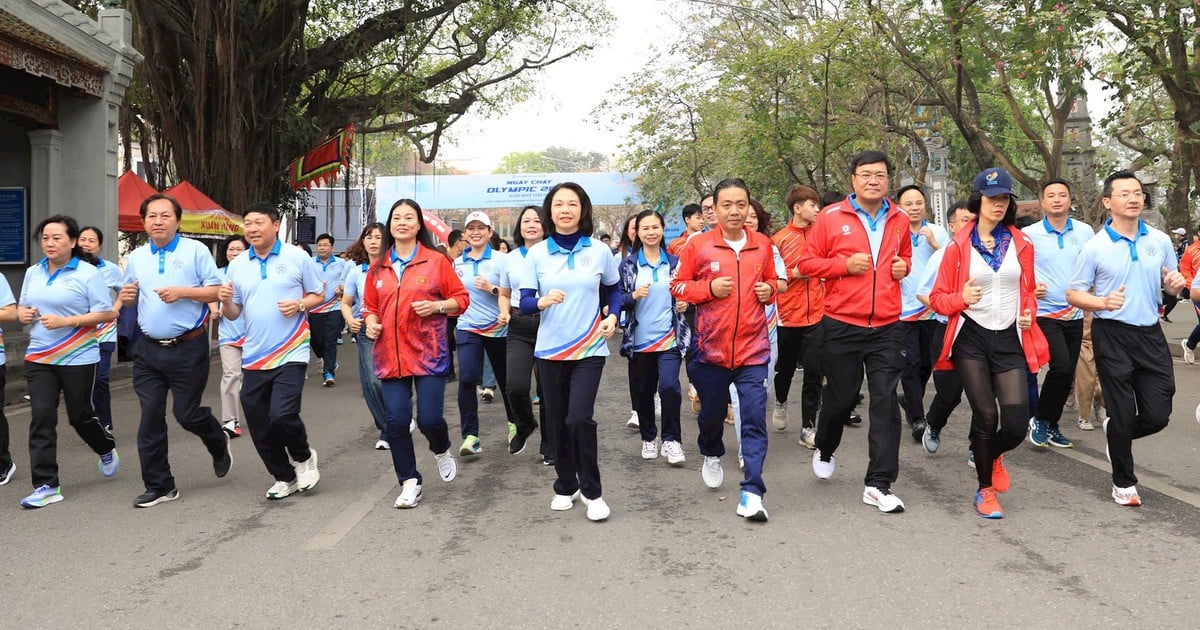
[626,410,640,430]
[799,427,816,450]
[1097,406,1109,424]
[1183,340,1196,364]
[812,450,835,479]
[772,402,788,431]
[584,496,611,521]
[736,491,768,521]
[374,439,390,450]
[394,478,422,508]
[266,479,298,500]
[701,456,724,489]
[295,449,319,492]
[409,419,417,434]
[434,450,457,482]
[862,486,906,513]
[654,395,662,417]
[1112,484,1142,507]
[661,440,686,466]
[641,440,659,460]
[550,489,581,511]
[1077,418,1094,431]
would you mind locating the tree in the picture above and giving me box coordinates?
[493,146,607,173]
[126,0,609,211]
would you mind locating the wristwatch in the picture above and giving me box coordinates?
[490,287,499,296]
[438,302,446,314]
[297,300,307,313]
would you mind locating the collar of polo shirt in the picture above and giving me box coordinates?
[250,238,282,262]
[546,236,590,255]
[1103,219,1148,243]
[39,256,80,272]
[462,244,493,263]
[150,233,181,254]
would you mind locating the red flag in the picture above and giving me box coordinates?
[288,125,355,190]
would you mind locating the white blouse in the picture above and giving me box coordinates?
[964,244,1020,330]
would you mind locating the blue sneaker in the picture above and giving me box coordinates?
[1028,418,1048,447]
[98,449,120,477]
[1046,426,1073,448]
[322,372,336,387]
[21,484,63,508]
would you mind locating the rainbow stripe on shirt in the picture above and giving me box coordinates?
[96,319,117,344]
[901,307,939,322]
[538,312,606,360]
[26,327,97,365]
[1040,305,1082,321]
[460,319,508,338]
[634,329,676,353]
[243,317,310,370]
[308,294,341,314]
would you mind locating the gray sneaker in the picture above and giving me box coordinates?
[922,425,940,454]
[771,402,788,431]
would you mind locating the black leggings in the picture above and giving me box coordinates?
[958,361,1028,489]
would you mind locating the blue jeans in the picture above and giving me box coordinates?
[355,332,387,440]
[381,376,451,484]
[691,361,769,496]
[92,341,116,429]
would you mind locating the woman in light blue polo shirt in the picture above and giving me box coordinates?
[340,222,391,450]
[17,215,119,508]
[78,226,122,431]
[212,235,249,438]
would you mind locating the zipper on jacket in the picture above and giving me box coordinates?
[732,254,741,369]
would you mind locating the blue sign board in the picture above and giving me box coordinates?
[375,172,641,217]
[0,188,27,265]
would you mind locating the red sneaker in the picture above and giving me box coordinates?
[974,487,1004,519]
[992,455,1010,493]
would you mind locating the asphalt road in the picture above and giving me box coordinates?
[1,329,1198,629]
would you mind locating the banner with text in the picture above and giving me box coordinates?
[374,172,641,216]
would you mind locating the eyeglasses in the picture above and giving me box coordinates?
[854,172,889,182]
[1107,192,1143,201]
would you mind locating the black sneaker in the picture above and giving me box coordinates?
[910,418,927,443]
[845,412,863,427]
[213,434,232,478]
[509,425,535,455]
[134,488,179,508]
[541,454,555,466]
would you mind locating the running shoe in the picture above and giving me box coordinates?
[394,479,422,508]
[641,440,658,460]
[922,425,941,454]
[910,418,928,443]
[974,487,1003,519]
[1182,340,1196,365]
[582,495,610,521]
[772,402,788,431]
[481,388,495,403]
[736,491,768,522]
[295,449,320,492]
[550,489,581,511]
[222,419,243,438]
[1077,418,1094,431]
[1064,392,1077,409]
[134,487,179,508]
[323,372,335,387]
[992,455,1010,493]
[98,449,120,478]
[845,412,863,426]
[626,410,640,430]
[21,485,62,509]
[1112,485,1142,507]
[435,450,457,482]
[1028,417,1049,447]
[459,435,481,456]
[812,450,835,479]
[0,461,15,486]
[507,422,517,441]
[542,455,555,467]
[661,440,686,466]
[799,426,816,450]
[213,434,232,478]
[967,450,975,468]
[862,486,905,513]
[1046,426,1073,448]
[266,479,297,500]
[532,394,540,405]
[701,456,724,488]
[375,439,390,450]
[509,424,534,455]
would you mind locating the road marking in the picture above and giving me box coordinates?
[1051,448,1200,510]
[301,467,396,551]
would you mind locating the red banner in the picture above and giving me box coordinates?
[288,124,354,190]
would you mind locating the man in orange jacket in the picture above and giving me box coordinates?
[798,151,912,514]
[671,178,778,522]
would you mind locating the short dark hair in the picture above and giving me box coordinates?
[243,201,280,222]
[967,191,1017,226]
[749,198,771,233]
[1040,178,1073,196]
[632,209,665,251]
[784,184,819,210]
[541,182,595,237]
[512,205,543,248]
[1102,170,1141,198]
[140,193,182,221]
[896,185,926,203]
[447,230,463,247]
[948,200,975,223]
[700,193,714,205]
[80,226,104,246]
[681,203,702,221]
[217,235,250,267]
[849,150,893,175]
[820,190,845,207]
[712,178,751,205]
[383,198,445,256]
[35,214,97,265]
[316,233,335,245]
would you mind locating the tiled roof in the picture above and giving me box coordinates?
[29,0,116,48]
[0,7,105,70]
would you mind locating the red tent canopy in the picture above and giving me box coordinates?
[118,171,159,232]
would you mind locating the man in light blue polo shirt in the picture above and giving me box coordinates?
[308,233,347,386]
[120,193,230,508]
[1067,170,1186,508]
[1024,178,1096,447]
[219,202,324,501]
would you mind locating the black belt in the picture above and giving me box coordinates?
[146,323,208,348]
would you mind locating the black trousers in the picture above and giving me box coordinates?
[538,356,605,500]
[308,310,344,375]
[899,319,939,422]
[240,363,312,483]
[814,319,904,489]
[925,322,964,431]
[773,323,823,427]
[505,312,549,456]
[1035,318,1083,427]
[1091,319,1173,488]
[132,334,227,493]
[629,351,683,442]
[25,361,115,488]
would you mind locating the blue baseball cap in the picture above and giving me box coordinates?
[973,167,1014,197]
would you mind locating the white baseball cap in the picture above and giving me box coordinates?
[1172,227,1186,235]
[464,211,492,228]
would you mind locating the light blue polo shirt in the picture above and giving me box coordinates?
[228,240,323,370]
[20,257,112,365]
[217,265,246,346]
[342,262,369,320]
[915,247,948,324]
[310,255,347,313]
[631,249,675,352]
[124,233,221,339]
[0,275,15,362]
[901,221,949,319]
[520,236,619,360]
[454,245,507,337]
[1024,217,1095,320]
[1069,220,1176,327]
[93,258,123,345]
[498,245,536,297]
[848,194,893,262]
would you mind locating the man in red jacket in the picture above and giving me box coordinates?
[671,178,778,522]
[798,151,912,513]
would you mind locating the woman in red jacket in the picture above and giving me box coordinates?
[929,168,1049,520]
[364,199,470,509]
